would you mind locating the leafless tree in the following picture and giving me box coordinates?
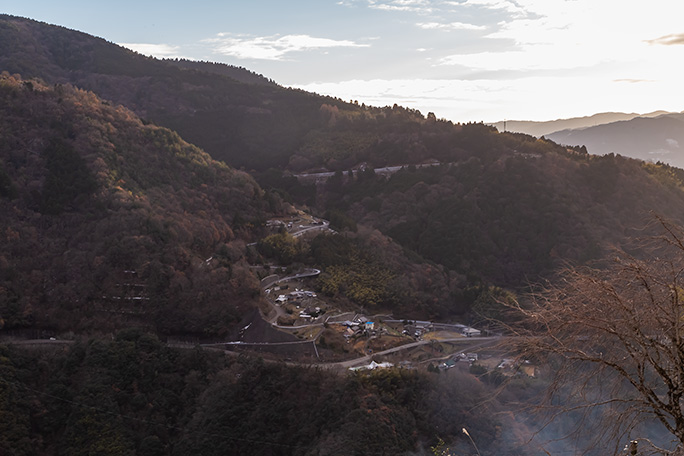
[505,217,684,455]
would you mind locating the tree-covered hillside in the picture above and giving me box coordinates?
[0,74,277,335]
[316,141,684,287]
[0,15,501,174]
[0,15,349,171]
[0,330,546,456]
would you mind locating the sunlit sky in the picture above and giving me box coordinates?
[4,0,684,122]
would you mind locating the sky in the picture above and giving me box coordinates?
[3,0,684,123]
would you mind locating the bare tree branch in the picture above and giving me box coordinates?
[502,217,684,455]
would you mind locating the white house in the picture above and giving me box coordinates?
[462,327,481,337]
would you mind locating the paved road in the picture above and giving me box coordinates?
[260,268,321,324]
[2,339,73,347]
[293,162,446,182]
[328,336,501,369]
[6,335,501,370]
[279,268,321,282]
[291,221,330,238]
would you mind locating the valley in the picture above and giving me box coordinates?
[1,13,683,456]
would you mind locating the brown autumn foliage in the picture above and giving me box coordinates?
[0,74,279,336]
[502,217,684,455]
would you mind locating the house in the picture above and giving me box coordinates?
[440,359,457,370]
[275,295,288,303]
[462,327,481,337]
[498,358,516,370]
[365,321,375,331]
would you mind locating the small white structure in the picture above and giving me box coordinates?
[462,327,481,337]
[349,361,394,371]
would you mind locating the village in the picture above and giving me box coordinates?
[83,209,536,379]
[250,211,537,377]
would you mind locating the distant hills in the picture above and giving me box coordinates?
[490,111,671,137]
[492,111,684,168]
[546,113,684,168]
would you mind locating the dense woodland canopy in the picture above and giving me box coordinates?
[315,150,684,287]
[0,330,550,456]
[0,74,276,335]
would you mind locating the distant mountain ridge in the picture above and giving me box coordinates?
[491,110,684,168]
[547,113,684,168]
[491,111,672,137]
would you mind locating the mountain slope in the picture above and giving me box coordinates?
[0,14,349,170]
[0,74,274,335]
[0,15,493,175]
[316,142,684,288]
[165,58,277,85]
[547,114,684,168]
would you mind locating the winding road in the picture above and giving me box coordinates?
[327,335,501,369]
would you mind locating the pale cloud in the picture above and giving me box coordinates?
[366,0,434,13]
[119,43,182,58]
[488,0,684,48]
[461,0,530,18]
[437,0,684,79]
[614,79,655,84]
[205,34,369,61]
[417,21,486,31]
[647,33,684,46]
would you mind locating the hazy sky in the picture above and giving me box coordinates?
[4,0,684,122]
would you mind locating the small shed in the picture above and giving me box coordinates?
[463,327,481,337]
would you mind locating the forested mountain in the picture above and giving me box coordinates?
[309,135,684,289]
[0,15,493,174]
[0,74,276,335]
[5,14,684,318]
[164,58,277,86]
[547,113,684,168]
[0,14,352,171]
